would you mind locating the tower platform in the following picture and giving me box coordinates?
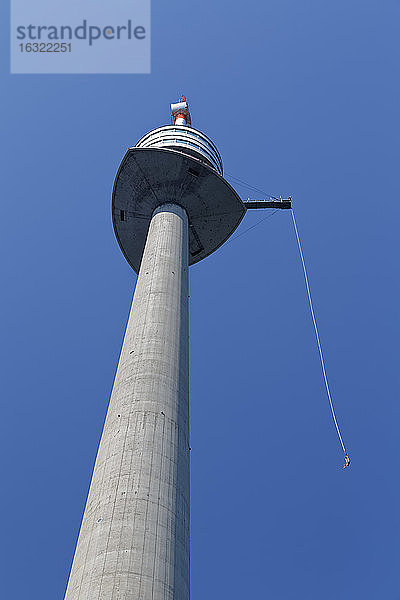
[112,133,246,273]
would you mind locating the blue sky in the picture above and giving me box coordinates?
[1,1,399,598]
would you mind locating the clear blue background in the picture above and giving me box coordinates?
[1,1,399,598]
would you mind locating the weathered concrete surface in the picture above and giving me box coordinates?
[65,204,190,600]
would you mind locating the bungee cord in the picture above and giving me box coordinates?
[290,208,350,469]
[223,170,351,469]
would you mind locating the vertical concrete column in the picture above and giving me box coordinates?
[65,204,190,600]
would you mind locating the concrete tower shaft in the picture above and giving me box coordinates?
[64,204,189,600]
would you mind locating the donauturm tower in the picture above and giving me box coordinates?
[65,97,261,599]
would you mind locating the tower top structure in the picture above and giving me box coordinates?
[171,95,192,126]
[112,96,246,273]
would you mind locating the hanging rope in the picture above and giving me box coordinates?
[225,172,280,200]
[290,208,350,469]
[225,209,279,246]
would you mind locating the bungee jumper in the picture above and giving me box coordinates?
[343,454,351,469]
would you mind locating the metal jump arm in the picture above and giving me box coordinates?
[243,197,292,210]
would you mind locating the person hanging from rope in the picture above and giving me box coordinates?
[343,454,351,469]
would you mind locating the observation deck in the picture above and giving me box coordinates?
[135,125,224,174]
[112,98,246,273]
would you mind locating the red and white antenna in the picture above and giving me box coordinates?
[171,96,191,126]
